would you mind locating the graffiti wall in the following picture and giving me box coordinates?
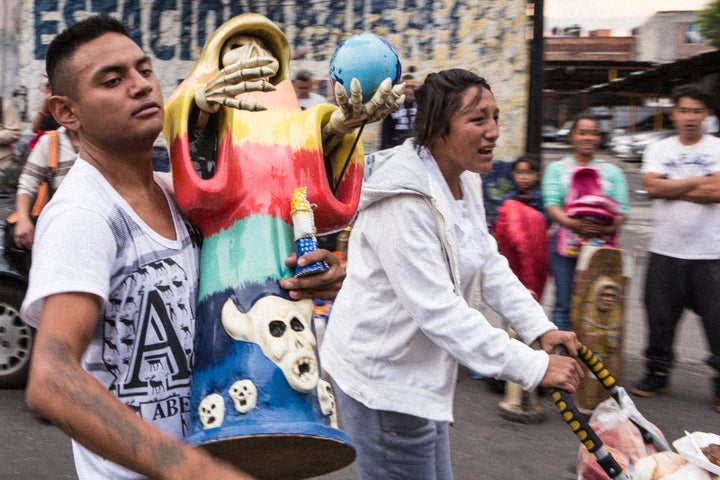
[6,0,529,157]
[0,0,24,118]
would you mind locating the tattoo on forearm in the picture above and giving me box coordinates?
[37,333,188,474]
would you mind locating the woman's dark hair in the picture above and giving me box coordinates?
[569,113,600,134]
[512,154,540,173]
[46,15,129,96]
[413,69,492,148]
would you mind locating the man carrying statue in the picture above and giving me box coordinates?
[23,12,403,480]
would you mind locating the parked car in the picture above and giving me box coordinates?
[609,133,635,159]
[555,120,573,143]
[0,133,171,389]
[610,129,674,161]
[0,133,40,388]
[613,112,673,136]
[630,129,675,158]
[542,124,558,142]
[0,193,32,388]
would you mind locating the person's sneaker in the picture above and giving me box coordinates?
[483,377,506,395]
[630,371,669,397]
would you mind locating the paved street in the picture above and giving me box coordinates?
[0,145,716,479]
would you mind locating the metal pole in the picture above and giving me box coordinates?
[526,0,544,156]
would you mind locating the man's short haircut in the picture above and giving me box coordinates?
[401,73,415,81]
[671,84,713,110]
[295,69,314,82]
[46,15,129,96]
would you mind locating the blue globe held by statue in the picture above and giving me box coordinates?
[329,33,402,103]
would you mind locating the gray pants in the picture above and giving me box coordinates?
[331,380,453,480]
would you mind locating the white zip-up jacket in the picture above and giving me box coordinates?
[320,140,556,422]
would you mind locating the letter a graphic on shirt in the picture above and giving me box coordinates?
[119,289,191,397]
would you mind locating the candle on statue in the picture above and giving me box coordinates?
[290,186,329,277]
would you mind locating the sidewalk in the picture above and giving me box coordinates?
[313,148,717,480]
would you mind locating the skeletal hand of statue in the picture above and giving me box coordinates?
[194,56,279,129]
[322,78,405,140]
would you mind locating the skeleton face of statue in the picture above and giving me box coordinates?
[259,298,318,392]
[229,379,258,413]
[198,393,225,429]
[221,35,273,71]
[317,379,338,428]
[222,297,319,393]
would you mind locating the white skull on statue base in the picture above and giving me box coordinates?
[221,296,319,393]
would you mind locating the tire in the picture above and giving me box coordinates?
[0,279,32,388]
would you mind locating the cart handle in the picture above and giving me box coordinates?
[551,342,629,479]
[557,342,671,452]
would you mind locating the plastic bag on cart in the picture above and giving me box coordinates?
[577,394,668,480]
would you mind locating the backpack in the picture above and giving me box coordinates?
[3,129,59,273]
[556,161,620,257]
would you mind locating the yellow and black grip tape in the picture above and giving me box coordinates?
[550,343,628,479]
[576,342,618,392]
[573,342,671,453]
[550,387,627,478]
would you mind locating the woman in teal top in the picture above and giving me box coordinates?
[542,115,629,330]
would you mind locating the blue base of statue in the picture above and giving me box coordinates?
[186,289,354,479]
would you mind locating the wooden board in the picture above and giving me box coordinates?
[570,246,632,412]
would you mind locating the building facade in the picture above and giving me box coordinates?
[2,0,531,158]
[635,10,714,63]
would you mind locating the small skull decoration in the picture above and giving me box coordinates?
[229,379,258,413]
[198,393,225,429]
[317,379,338,428]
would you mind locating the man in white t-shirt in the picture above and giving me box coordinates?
[293,69,326,110]
[22,15,346,479]
[632,84,720,414]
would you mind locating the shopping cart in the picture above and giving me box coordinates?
[551,342,671,480]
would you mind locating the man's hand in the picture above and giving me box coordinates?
[13,216,35,250]
[643,172,720,204]
[280,250,346,300]
[680,173,720,204]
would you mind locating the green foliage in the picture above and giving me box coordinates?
[697,0,720,49]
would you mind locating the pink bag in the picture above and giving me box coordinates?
[556,164,620,257]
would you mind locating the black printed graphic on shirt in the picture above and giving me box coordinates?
[103,258,194,433]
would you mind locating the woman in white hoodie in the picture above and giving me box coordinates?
[319,69,584,479]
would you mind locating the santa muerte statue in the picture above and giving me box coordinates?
[164,13,403,479]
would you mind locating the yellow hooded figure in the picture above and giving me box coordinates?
[162,13,404,478]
